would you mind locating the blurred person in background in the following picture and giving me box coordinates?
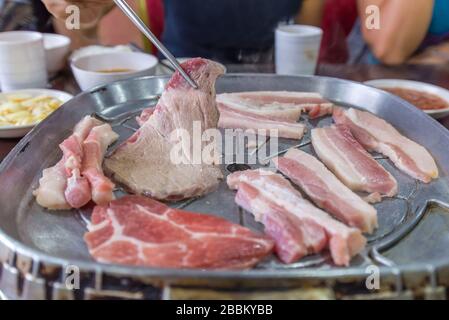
[0,0,53,32]
[318,0,449,66]
[349,0,449,65]
[42,0,325,64]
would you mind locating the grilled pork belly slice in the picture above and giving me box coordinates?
[217,91,333,122]
[218,105,306,140]
[274,149,378,234]
[105,58,225,201]
[33,159,70,210]
[228,169,366,266]
[34,116,117,210]
[82,124,119,205]
[84,195,274,269]
[60,116,102,208]
[311,124,398,197]
[333,107,438,183]
[60,135,91,208]
[302,103,334,119]
[234,181,327,264]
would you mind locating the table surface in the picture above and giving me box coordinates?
[2,63,449,162]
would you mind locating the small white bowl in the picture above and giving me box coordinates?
[71,52,158,91]
[365,79,449,119]
[69,45,132,62]
[0,31,48,91]
[0,89,73,138]
[43,33,71,74]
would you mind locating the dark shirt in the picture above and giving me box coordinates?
[162,0,302,63]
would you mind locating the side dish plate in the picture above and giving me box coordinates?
[365,79,449,119]
[0,89,74,138]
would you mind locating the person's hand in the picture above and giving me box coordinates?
[42,0,113,26]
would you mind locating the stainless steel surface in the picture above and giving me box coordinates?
[1,74,449,299]
[113,0,198,89]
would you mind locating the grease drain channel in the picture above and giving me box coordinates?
[80,105,434,269]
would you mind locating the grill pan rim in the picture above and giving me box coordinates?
[0,73,448,281]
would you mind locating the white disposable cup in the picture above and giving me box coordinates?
[275,25,323,76]
[0,31,48,91]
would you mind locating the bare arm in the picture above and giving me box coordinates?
[358,0,434,65]
[408,41,449,65]
[296,0,324,27]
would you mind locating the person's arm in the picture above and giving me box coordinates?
[408,41,449,65]
[358,0,434,65]
[296,0,324,27]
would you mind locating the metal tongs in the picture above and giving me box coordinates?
[113,0,198,89]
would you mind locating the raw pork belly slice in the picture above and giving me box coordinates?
[33,159,70,210]
[273,149,378,234]
[105,58,225,201]
[227,169,366,266]
[217,91,333,122]
[60,116,102,208]
[302,103,334,119]
[218,106,306,140]
[82,124,119,205]
[84,195,273,269]
[333,107,438,183]
[34,116,118,210]
[234,181,326,263]
[60,136,90,208]
[311,125,398,197]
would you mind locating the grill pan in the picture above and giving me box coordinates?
[1,74,449,299]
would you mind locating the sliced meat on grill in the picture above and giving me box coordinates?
[217,91,333,122]
[136,107,154,126]
[34,116,118,210]
[84,195,274,269]
[273,149,378,234]
[234,181,327,263]
[60,135,91,208]
[60,116,102,208]
[33,159,70,210]
[333,107,438,183]
[218,105,306,140]
[227,169,366,266]
[104,58,225,201]
[311,124,398,197]
[82,124,119,205]
[301,103,334,119]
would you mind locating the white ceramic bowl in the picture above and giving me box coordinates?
[0,89,73,138]
[0,31,48,91]
[365,79,449,119]
[71,52,158,91]
[43,33,71,74]
[69,45,132,62]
